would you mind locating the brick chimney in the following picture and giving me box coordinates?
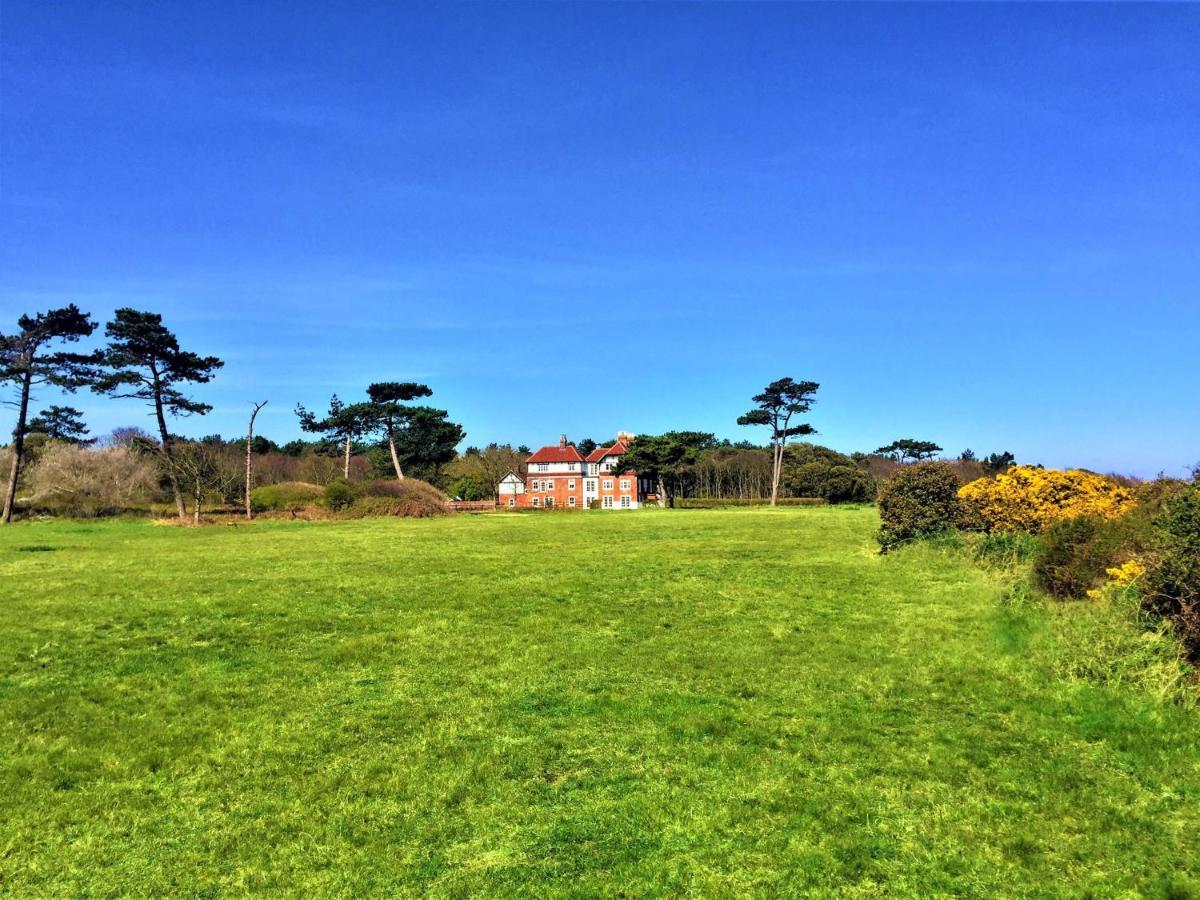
[559,434,567,448]
[617,430,635,443]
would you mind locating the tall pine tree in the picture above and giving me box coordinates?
[91,309,223,519]
[1,305,99,523]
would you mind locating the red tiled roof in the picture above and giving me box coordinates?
[585,439,629,462]
[527,444,584,463]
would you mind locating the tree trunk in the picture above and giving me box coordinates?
[658,476,672,509]
[1,369,33,524]
[245,401,267,520]
[769,441,781,507]
[151,368,186,519]
[387,425,404,480]
[343,435,351,479]
[193,484,201,525]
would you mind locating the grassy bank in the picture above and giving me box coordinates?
[2,508,1198,895]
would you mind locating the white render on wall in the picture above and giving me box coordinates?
[531,461,582,473]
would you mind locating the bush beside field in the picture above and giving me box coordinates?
[250,481,325,512]
[878,461,1200,669]
[250,478,449,519]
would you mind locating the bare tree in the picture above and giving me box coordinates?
[174,441,240,525]
[245,400,268,519]
[26,442,159,517]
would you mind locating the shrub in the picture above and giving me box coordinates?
[1141,485,1200,661]
[1033,515,1129,599]
[876,461,961,551]
[958,466,1135,534]
[353,478,448,518]
[782,444,877,503]
[322,478,363,511]
[821,464,876,503]
[250,481,323,512]
[448,474,488,501]
[24,442,160,517]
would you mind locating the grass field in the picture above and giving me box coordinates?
[2,507,1199,896]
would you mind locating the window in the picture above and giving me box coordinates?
[620,496,631,508]
[568,496,576,507]
[568,480,575,490]
[620,479,630,491]
[538,463,548,472]
[602,479,613,490]
[586,480,596,491]
[588,463,598,475]
[532,497,540,507]
[546,479,554,489]
[507,497,515,507]
[603,496,614,508]
[545,497,554,508]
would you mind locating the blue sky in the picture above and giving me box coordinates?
[3,2,1198,476]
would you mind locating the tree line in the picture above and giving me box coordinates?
[4,305,1021,522]
[613,377,1017,508]
[1,304,465,524]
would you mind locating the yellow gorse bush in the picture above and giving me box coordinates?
[1087,558,1147,599]
[958,466,1135,533]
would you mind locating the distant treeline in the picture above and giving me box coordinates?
[6,304,1031,520]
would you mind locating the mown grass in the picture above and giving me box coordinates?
[1,508,1198,896]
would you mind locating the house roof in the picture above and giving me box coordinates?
[498,471,523,482]
[585,439,629,463]
[527,444,584,463]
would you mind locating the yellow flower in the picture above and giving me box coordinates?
[1104,558,1145,587]
[958,466,1135,533]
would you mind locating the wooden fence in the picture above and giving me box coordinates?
[446,500,497,513]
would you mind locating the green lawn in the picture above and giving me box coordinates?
[2,508,1198,896]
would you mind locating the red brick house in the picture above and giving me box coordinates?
[498,433,656,509]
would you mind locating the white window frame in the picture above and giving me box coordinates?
[545,496,554,508]
[532,496,540,507]
[620,479,630,491]
[507,497,515,507]
[603,496,614,508]
[568,496,576,507]
[568,479,576,490]
[620,496,631,508]
[538,463,548,472]
[586,480,596,491]
[545,479,554,489]
[602,479,613,490]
